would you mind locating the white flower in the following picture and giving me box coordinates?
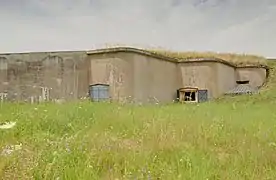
[0,122,16,129]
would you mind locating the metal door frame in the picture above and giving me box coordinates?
[89,84,110,102]
[198,89,208,103]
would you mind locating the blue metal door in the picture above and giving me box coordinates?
[89,84,109,101]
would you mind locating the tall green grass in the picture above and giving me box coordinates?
[0,63,276,180]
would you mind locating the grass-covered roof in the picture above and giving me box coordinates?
[87,46,267,67]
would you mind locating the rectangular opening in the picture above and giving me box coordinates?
[184,91,196,101]
[177,87,198,103]
[236,80,249,84]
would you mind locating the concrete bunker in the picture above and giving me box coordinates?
[0,47,269,104]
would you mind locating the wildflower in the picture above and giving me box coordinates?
[269,142,276,147]
[1,143,22,156]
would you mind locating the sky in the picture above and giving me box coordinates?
[0,0,275,57]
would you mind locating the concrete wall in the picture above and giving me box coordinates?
[89,52,134,102]
[179,61,237,98]
[236,67,267,87]
[131,53,180,103]
[0,49,269,104]
[216,63,236,96]
[0,51,89,102]
[179,62,217,98]
[88,52,179,103]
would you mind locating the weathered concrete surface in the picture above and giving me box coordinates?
[0,51,89,102]
[0,48,269,103]
[179,62,217,98]
[236,67,267,87]
[179,61,239,99]
[88,52,179,103]
[88,52,134,102]
[132,53,180,103]
[216,63,236,96]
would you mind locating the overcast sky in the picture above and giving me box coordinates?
[0,0,275,57]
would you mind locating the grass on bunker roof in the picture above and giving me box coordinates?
[147,48,267,66]
[100,44,268,66]
[0,64,275,179]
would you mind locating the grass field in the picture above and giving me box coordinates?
[0,62,276,180]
